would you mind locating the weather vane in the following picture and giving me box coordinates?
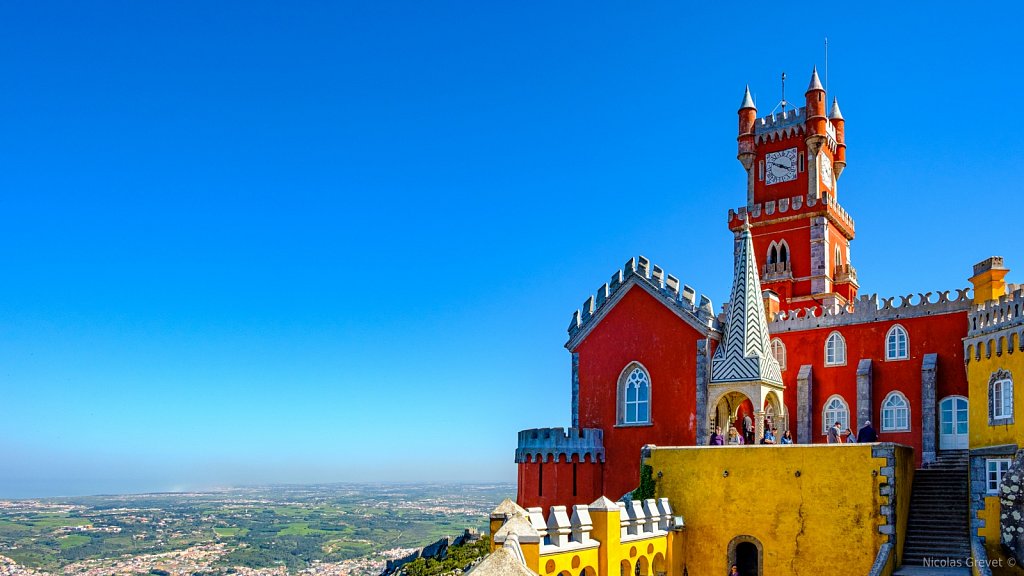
[781,72,787,112]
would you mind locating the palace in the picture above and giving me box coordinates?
[469,69,1024,576]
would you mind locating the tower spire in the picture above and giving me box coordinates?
[739,85,755,111]
[709,217,783,386]
[829,97,844,120]
[807,66,825,93]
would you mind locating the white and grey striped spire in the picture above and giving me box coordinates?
[709,217,783,385]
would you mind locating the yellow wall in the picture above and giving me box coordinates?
[967,340,1024,448]
[648,444,912,576]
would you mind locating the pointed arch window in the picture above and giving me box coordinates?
[886,325,909,360]
[881,391,911,431]
[767,243,778,266]
[990,369,1014,425]
[822,395,850,434]
[771,338,787,370]
[825,331,846,366]
[618,364,651,426]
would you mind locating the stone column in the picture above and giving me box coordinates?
[695,339,709,445]
[921,353,938,464]
[856,359,873,431]
[797,365,813,444]
[571,353,580,429]
[754,410,766,445]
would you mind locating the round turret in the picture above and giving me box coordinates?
[804,67,827,137]
[829,97,847,177]
[737,85,757,169]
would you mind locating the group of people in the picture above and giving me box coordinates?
[707,412,880,446]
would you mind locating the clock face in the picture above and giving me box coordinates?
[820,153,834,190]
[765,147,798,185]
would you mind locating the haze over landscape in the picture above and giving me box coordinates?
[2,1,1023,500]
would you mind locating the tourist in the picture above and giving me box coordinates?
[780,430,794,444]
[762,427,776,445]
[730,565,740,576]
[742,412,754,444]
[710,426,725,446]
[827,421,841,444]
[845,427,857,443]
[857,420,878,443]
[727,426,744,444]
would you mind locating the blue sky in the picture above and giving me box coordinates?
[1,1,1021,498]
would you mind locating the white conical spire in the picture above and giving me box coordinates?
[829,97,844,120]
[807,66,824,92]
[739,85,755,111]
[709,217,783,385]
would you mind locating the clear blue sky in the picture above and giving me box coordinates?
[1,1,1021,498]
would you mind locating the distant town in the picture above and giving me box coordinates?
[0,484,510,576]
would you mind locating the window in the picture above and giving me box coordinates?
[987,459,1011,494]
[798,152,805,172]
[823,395,850,434]
[619,364,651,425]
[771,338,787,370]
[881,392,910,431]
[767,243,778,265]
[758,161,765,181]
[825,332,846,366]
[778,241,788,264]
[990,370,1013,423]
[886,325,909,360]
[835,246,842,269]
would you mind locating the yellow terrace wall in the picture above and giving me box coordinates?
[648,443,913,576]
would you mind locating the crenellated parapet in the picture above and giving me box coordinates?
[768,288,973,333]
[566,255,719,348]
[752,107,839,151]
[728,190,855,238]
[968,286,1024,337]
[964,286,1024,362]
[515,427,605,464]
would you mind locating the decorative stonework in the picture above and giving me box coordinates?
[921,354,938,465]
[999,449,1024,563]
[988,369,1014,426]
[515,428,605,464]
[769,289,973,333]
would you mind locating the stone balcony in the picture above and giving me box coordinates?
[762,261,793,282]
[834,263,858,285]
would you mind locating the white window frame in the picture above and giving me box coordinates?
[987,458,1011,494]
[825,331,847,366]
[886,325,909,361]
[822,395,850,435]
[993,378,1013,421]
[881,391,911,432]
[771,338,787,370]
[617,363,652,426]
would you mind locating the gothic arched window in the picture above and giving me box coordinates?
[886,325,909,360]
[825,331,846,366]
[823,395,850,434]
[778,241,789,264]
[881,391,911,431]
[990,369,1014,425]
[618,364,651,425]
[771,338,786,370]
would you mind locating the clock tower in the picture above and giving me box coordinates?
[731,68,856,313]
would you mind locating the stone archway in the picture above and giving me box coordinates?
[727,535,763,576]
[763,390,787,438]
[712,390,753,442]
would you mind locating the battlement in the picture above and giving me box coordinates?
[566,256,718,346]
[754,107,806,139]
[492,496,674,555]
[727,191,855,236]
[515,427,605,463]
[768,288,973,333]
[967,286,1024,338]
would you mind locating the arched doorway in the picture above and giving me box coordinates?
[713,391,753,441]
[727,535,762,576]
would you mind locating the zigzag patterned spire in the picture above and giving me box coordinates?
[710,217,783,385]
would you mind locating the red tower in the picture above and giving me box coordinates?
[728,68,857,312]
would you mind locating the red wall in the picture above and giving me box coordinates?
[772,311,968,466]
[516,454,603,512]
[574,285,705,502]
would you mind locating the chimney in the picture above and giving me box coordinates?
[763,289,780,323]
[969,257,1009,305]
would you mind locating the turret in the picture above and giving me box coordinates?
[830,97,847,178]
[804,67,827,138]
[737,85,757,171]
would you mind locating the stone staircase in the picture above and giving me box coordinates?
[901,450,970,569]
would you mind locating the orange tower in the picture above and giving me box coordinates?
[728,68,857,312]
